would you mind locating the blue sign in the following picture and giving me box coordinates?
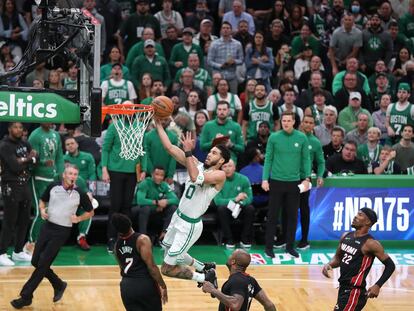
[298,188,414,240]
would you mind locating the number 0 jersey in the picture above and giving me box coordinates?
[115,232,151,278]
[178,162,219,219]
[338,232,375,288]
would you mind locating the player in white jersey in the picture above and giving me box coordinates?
[154,118,229,287]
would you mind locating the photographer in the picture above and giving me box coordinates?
[0,122,37,266]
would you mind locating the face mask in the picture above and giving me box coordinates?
[351,5,360,13]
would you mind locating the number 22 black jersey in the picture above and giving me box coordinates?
[338,232,375,288]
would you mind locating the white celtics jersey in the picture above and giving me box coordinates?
[178,162,219,219]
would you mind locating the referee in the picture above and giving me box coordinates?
[262,112,311,259]
[0,122,37,266]
[202,249,276,311]
[112,213,168,311]
[11,164,94,309]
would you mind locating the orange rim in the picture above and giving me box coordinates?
[101,104,154,123]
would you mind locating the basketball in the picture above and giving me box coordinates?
[151,96,174,118]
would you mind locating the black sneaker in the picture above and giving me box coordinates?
[196,262,216,273]
[107,239,115,254]
[286,248,299,258]
[264,248,275,258]
[10,297,32,309]
[273,240,286,249]
[53,281,67,302]
[297,241,310,250]
[204,269,218,297]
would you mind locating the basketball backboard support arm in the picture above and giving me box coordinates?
[79,9,102,137]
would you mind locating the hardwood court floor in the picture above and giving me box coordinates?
[0,265,412,311]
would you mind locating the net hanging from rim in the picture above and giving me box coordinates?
[102,103,154,160]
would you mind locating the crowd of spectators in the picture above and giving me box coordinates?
[1,0,414,257]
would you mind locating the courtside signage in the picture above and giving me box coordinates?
[0,91,80,123]
[305,188,414,240]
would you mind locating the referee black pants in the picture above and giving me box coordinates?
[107,171,137,240]
[0,182,31,254]
[120,277,161,311]
[265,179,300,250]
[20,222,70,300]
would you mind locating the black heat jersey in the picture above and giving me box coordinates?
[338,232,375,288]
[219,272,262,311]
[115,232,151,278]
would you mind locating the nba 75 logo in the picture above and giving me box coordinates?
[251,254,266,265]
[332,197,410,232]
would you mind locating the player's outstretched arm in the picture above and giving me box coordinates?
[365,239,395,299]
[322,233,347,278]
[138,234,168,304]
[154,118,187,166]
[255,289,277,311]
[202,282,243,310]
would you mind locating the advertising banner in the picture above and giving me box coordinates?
[0,91,80,123]
[302,188,414,240]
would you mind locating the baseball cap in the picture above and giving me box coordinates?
[398,82,410,92]
[182,27,194,35]
[350,91,361,100]
[360,208,378,225]
[201,19,213,26]
[376,72,387,79]
[144,39,155,47]
[136,0,149,4]
[112,63,122,68]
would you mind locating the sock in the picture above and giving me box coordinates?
[181,254,193,265]
[191,272,205,283]
[191,258,205,272]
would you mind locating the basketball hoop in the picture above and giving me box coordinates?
[101,103,154,160]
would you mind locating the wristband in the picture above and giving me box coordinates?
[184,151,192,158]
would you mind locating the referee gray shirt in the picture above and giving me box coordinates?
[41,181,93,227]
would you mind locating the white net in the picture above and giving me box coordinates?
[108,105,154,160]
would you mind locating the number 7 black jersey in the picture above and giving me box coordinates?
[338,232,375,288]
[115,232,151,278]
[219,272,262,311]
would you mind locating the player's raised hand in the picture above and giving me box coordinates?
[180,131,194,152]
[367,284,380,298]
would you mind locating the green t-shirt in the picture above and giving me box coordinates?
[135,177,179,208]
[125,41,166,69]
[305,133,325,178]
[101,121,144,173]
[213,172,253,206]
[199,118,245,162]
[28,127,64,178]
[357,143,382,167]
[263,129,311,182]
[143,128,178,179]
[63,151,97,181]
